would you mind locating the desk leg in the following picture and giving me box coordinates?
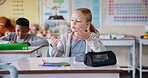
[139,42,142,78]
[132,43,135,78]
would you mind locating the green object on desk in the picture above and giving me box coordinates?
[0,44,28,50]
[45,62,70,66]
[42,62,70,67]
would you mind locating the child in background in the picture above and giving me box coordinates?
[29,24,40,35]
[37,25,51,38]
[0,17,49,46]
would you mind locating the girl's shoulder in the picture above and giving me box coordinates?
[90,32,100,39]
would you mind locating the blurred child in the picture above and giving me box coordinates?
[29,24,40,35]
[37,25,51,38]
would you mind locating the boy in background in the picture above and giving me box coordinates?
[0,17,49,46]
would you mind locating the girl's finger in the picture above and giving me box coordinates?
[76,28,83,35]
[52,37,60,46]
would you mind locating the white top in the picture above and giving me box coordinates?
[49,32,106,57]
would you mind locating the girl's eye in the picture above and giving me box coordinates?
[77,20,81,23]
[71,19,82,23]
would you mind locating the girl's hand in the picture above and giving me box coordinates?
[50,36,60,47]
[75,27,90,39]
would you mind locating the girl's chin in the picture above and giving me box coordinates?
[74,32,80,37]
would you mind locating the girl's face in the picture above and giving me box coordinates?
[71,11,89,33]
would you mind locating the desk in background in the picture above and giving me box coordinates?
[137,39,148,78]
[100,36,135,78]
[8,57,121,78]
[0,46,42,63]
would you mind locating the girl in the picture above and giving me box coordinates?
[49,8,106,58]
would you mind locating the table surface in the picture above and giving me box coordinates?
[9,57,122,74]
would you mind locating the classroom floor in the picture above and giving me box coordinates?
[120,70,148,78]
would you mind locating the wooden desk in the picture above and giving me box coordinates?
[9,57,121,78]
[101,37,135,78]
[0,46,42,63]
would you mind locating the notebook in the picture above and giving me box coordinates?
[0,44,28,50]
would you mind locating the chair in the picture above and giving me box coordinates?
[45,48,50,57]
[0,64,18,78]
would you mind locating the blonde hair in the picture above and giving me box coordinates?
[75,8,99,34]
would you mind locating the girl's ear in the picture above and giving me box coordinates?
[85,22,90,28]
[85,22,90,32]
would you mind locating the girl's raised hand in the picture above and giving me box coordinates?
[50,36,60,47]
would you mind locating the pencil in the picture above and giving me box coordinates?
[42,59,46,65]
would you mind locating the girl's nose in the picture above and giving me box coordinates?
[72,20,76,25]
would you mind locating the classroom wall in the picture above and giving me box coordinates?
[0,0,145,37]
[99,26,145,37]
[0,0,39,24]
